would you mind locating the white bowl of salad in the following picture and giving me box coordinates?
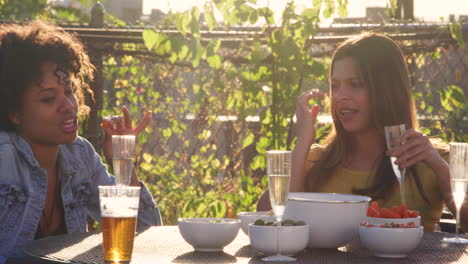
[359,222,423,258]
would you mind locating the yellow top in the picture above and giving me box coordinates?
[304,145,448,232]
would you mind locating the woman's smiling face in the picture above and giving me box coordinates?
[331,57,371,134]
[10,61,79,147]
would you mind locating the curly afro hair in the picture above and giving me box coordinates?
[0,19,95,131]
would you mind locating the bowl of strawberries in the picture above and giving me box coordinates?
[365,201,421,226]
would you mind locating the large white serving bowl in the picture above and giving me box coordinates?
[177,218,241,251]
[237,211,276,235]
[364,216,421,226]
[359,225,423,258]
[284,192,371,249]
[248,223,309,256]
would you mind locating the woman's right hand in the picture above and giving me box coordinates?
[295,90,324,147]
[101,106,152,166]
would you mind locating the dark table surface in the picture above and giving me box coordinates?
[24,226,468,264]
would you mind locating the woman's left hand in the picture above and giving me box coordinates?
[387,129,446,171]
[101,106,152,165]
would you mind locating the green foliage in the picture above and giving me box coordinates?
[0,0,126,26]
[0,0,48,19]
[134,0,345,224]
[450,22,465,49]
[135,1,465,224]
[412,26,468,143]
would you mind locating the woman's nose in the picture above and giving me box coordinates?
[60,95,77,113]
[333,85,351,100]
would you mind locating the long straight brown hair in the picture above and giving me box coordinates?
[306,32,429,202]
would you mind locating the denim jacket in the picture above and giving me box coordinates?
[0,132,162,262]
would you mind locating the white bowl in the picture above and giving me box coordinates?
[284,192,371,248]
[177,218,241,251]
[359,225,423,258]
[364,216,421,226]
[237,211,276,235]
[248,223,309,256]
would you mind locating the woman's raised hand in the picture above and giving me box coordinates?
[295,90,324,147]
[101,106,152,164]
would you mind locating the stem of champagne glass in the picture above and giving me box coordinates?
[455,206,460,238]
[276,215,282,256]
[400,182,406,205]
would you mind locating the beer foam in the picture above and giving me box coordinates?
[100,197,139,217]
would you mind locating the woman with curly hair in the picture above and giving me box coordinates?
[0,20,162,263]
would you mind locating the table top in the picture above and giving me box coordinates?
[24,226,468,264]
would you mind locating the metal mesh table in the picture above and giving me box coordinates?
[24,226,468,264]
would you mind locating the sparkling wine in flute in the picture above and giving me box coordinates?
[268,174,291,217]
[112,135,136,186]
[452,179,468,209]
[384,124,406,205]
[262,150,295,262]
[113,158,134,186]
[443,142,468,244]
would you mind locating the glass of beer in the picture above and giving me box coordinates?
[112,135,136,185]
[99,185,140,264]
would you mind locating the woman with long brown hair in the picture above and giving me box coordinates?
[258,32,465,232]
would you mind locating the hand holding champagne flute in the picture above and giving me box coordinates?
[262,150,295,262]
[385,124,407,205]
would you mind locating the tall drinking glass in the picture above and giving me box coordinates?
[443,142,468,244]
[262,150,295,262]
[112,135,136,185]
[99,186,141,264]
[385,124,407,205]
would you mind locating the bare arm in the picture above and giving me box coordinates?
[290,90,323,192]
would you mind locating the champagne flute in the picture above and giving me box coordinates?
[443,142,468,244]
[112,135,136,185]
[262,150,295,262]
[384,124,407,206]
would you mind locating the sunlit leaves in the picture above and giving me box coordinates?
[323,0,335,18]
[136,0,339,223]
[189,7,201,38]
[258,7,275,25]
[142,30,169,53]
[174,12,190,36]
[450,22,465,49]
[204,2,216,30]
[207,55,223,69]
[242,132,255,149]
[209,200,227,217]
[312,0,322,13]
[336,0,348,18]
[190,39,202,67]
[440,85,466,111]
